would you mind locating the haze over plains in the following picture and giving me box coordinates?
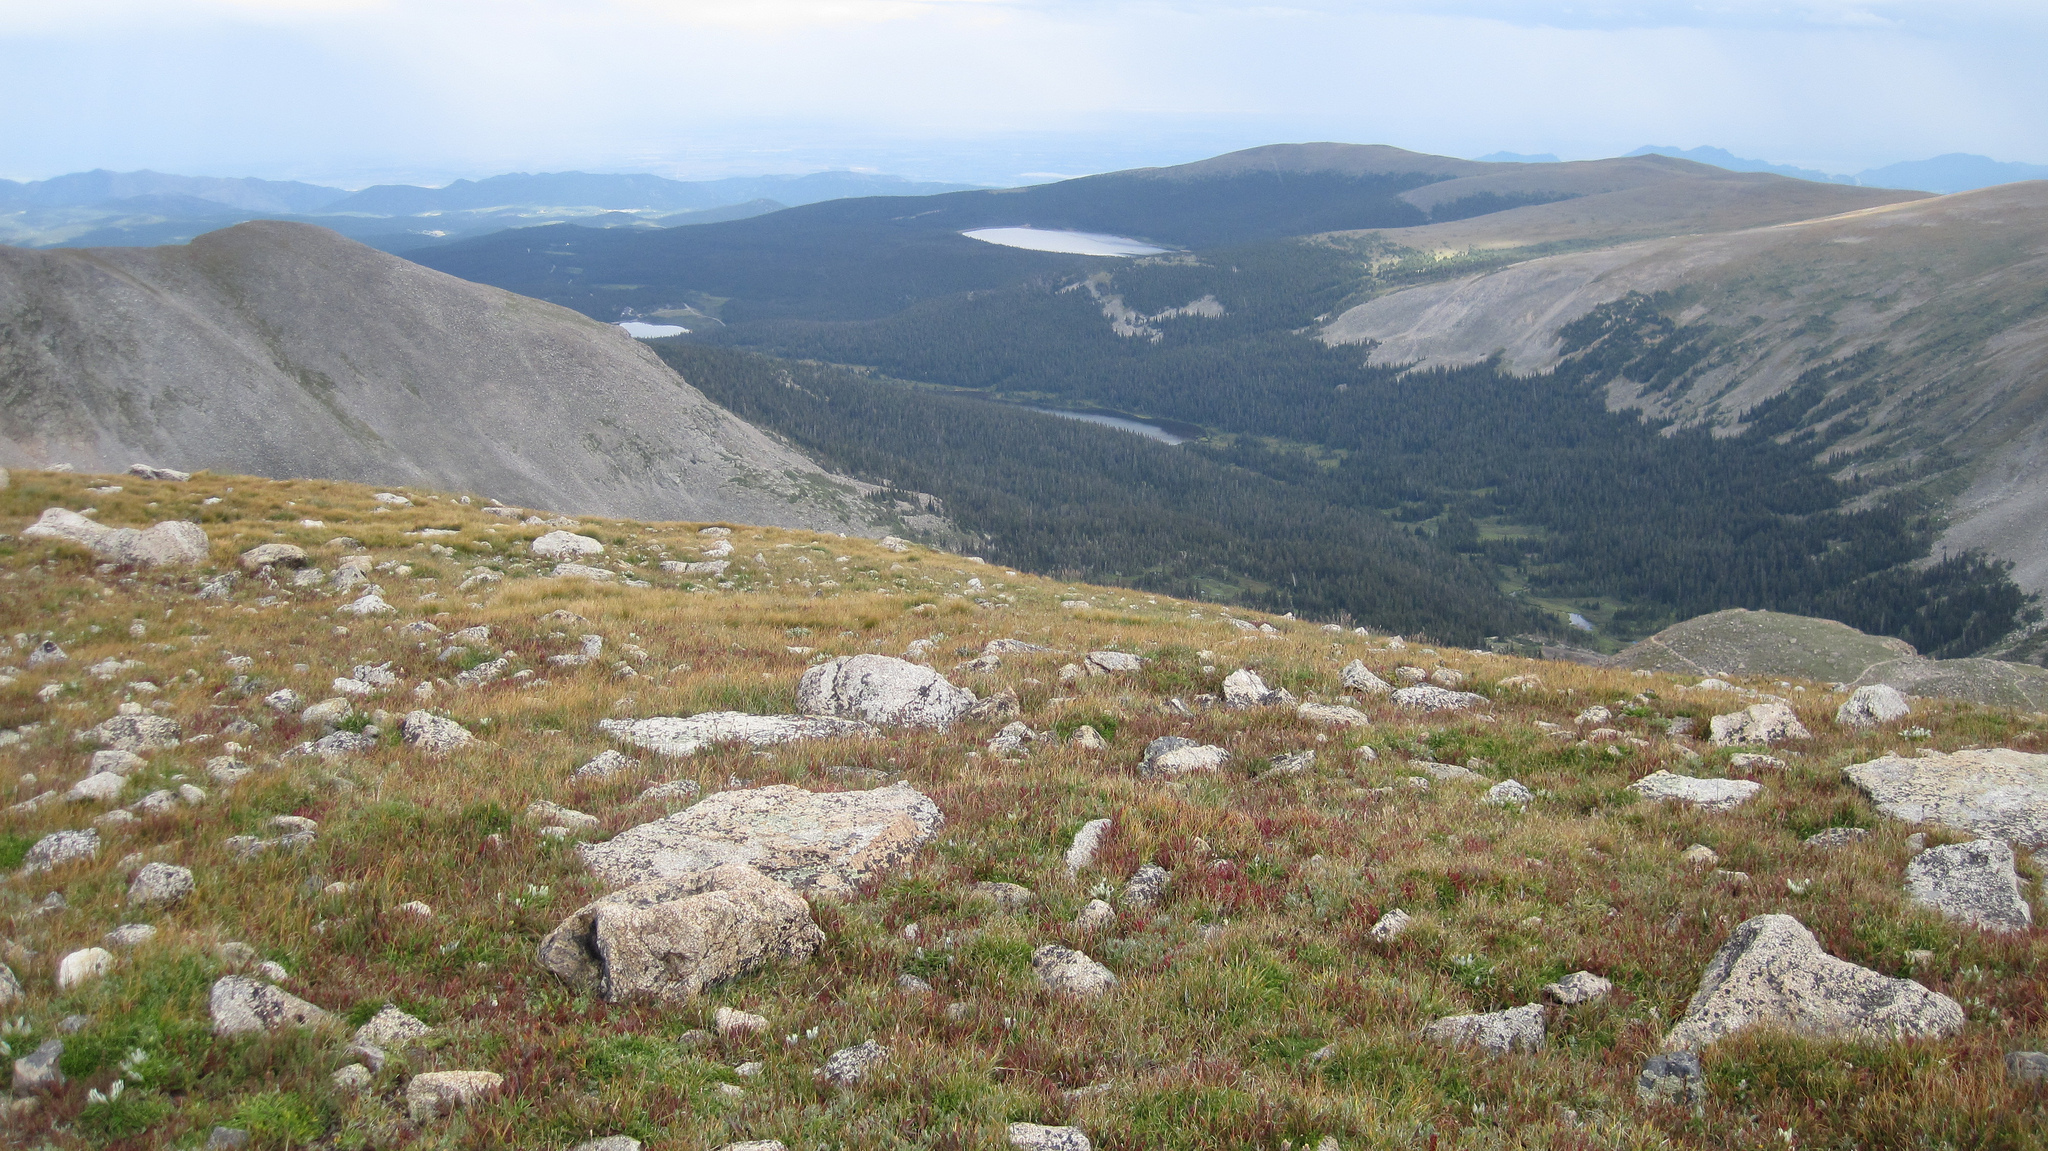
[2,1,2044,189]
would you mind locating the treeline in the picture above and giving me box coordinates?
[656,343,1542,644]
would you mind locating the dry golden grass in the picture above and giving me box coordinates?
[0,467,2042,1149]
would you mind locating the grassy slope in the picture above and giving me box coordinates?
[0,468,2043,1150]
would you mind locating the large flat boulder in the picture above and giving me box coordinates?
[1843,747,2048,848]
[797,655,976,728]
[538,864,824,1002]
[1661,914,1964,1052]
[22,507,209,566]
[599,712,874,758]
[577,783,943,895]
[1904,839,2033,932]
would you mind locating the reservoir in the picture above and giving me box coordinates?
[1029,407,1190,445]
[962,227,1170,257]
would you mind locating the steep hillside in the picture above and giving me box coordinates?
[1320,183,2048,595]
[0,222,886,535]
[0,467,2042,1149]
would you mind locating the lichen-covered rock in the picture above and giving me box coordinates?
[238,543,307,571]
[210,976,335,1036]
[1843,747,2048,848]
[1032,945,1116,997]
[1065,818,1112,876]
[1628,771,1761,812]
[401,711,473,755]
[1084,651,1143,674]
[1121,862,1170,908]
[1484,779,1534,807]
[1542,971,1613,1005]
[127,861,194,909]
[1904,839,2032,932]
[531,531,605,560]
[1709,702,1811,746]
[1392,684,1487,712]
[577,783,942,894]
[406,1070,503,1122]
[12,1039,64,1093]
[1008,1123,1093,1151]
[1422,1003,1545,1054]
[1139,736,1230,779]
[22,507,209,566]
[81,713,183,751]
[352,1005,434,1050]
[1222,669,1292,708]
[538,864,823,1002]
[1637,1051,1707,1105]
[1297,702,1370,727]
[599,712,874,757]
[816,1039,888,1086]
[21,828,98,874]
[797,655,976,729]
[1661,914,1963,1051]
[1340,660,1391,694]
[1836,684,1910,729]
[1368,909,1412,941]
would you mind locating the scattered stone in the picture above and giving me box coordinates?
[579,782,942,894]
[238,543,307,572]
[817,1039,888,1086]
[2008,1051,2048,1085]
[103,923,158,948]
[22,507,209,566]
[1368,909,1412,941]
[21,828,98,874]
[1803,827,1870,848]
[301,696,353,730]
[1297,701,1370,727]
[353,1005,434,1050]
[1392,685,1487,712]
[1073,899,1116,932]
[797,655,977,729]
[0,963,20,1005]
[127,463,190,481]
[1843,748,2048,848]
[128,862,194,909]
[1121,862,1170,908]
[57,947,113,990]
[1032,944,1116,997]
[1222,669,1292,708]
[339,593,396,616]
[1139,736,1230,779]
[532,531,605,560]
[395,900,433,918]
[1070,724,1108,750]
[402,710,474,754]
[1636,1051,1707,1105]
[1728,753,1786,771]
[210,975,335,1036]
[1661,914,1963,1051]
[964,689,1021,723]
[1412,760,1486,783]
[712,1143,786,1151]
[897,972,934,995]
[1085,651,1143,675]
[207,756,255,785]
[1709,703,1811,746]
[1340,660,1391,694]
[573,750,640,781]
[406,1070,503,1122]
[988,721,1038,755]
[66,771,128,803]
[1682,844,1721,867]
[1542,971,1614,1005]
[1265,750,1315,776]
[1429,667,1468,688]
[539,865,823,1002]
[717,1006,768,1037]
[82,713,183,751]
[971,881,1035,909]
[1422,1003,1545,1054]
[332,1063,373,1092]
[12,1039,64,1093]
[1837,684,1911,730]
[1483,779,1533,807]
[1904,839,2032,932]
[599,712,874,758]
[1008,1123,1093,1151]
[1628,771,1761,812]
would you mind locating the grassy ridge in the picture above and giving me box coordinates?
[0,468,2041,1148]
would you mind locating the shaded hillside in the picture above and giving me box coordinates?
[0,222,884,533]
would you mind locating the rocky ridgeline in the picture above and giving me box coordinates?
[0,467,2042,1147]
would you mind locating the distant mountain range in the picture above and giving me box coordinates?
[0,169,988,252]
[1625,146,2048,193]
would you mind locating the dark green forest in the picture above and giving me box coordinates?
[686,241,2034,655]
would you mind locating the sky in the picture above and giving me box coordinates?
[4,0,2044,188]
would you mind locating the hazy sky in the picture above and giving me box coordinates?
[5,0,2043,187]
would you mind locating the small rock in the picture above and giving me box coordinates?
[11,1039,64,1093]
[1222,668,1292,708]
[66,771,128,803]
[1297,701,1370,727]
[1368,909,1412,941]
[104,923,158,947]
[1904,839,2033,932]
[405,1070,503,1122]
[300,697,354,730]
[1008,1123,1093,1151]
[717,1006,768,1037]
[1542,971,1613,1005]
[1422,1003,1545,1054]
[1073,899,1116,932]
[2008,1051,2048,1085]
[1121,862,1169,908]
[90,749,148,774]
[1709,702,1811,747]
[971,881,1035,909]
[797,655,977,729]
[57,947,114,990]
[572,1139,644,1151]
[527,800,600,831]
[1483,779,1533,807]
[1837,684,1910,730]
[205,1126,251,1150]
[352,1005,434,1049]
[239,543,307,572]
[816,1039,888,1086]
[127,861,195,909]
[712,1143,787,1151]
[532,530,605,560]
[210,975,335,1036]
[1032,944,1116,997]
[1340,660,1391,694]
[1636,1051,1707,1105]
[1803,827,1870,848]
[1391,684,1487,712]
[573,749,641,781]
[1139,736,1230,779]
[1265,750,1315,777]
[1084,651,1143,675]
[331,1063,373,1092]
[897,973,934,995]
[401,711,474,754]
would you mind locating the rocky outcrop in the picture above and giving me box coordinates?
[797,655,976,728]
[538,864,824,1001]
[599,713,874,758]
[20,508,209,566]
[1843,748,2048,848]
[577,783,943,894]
[1661,914,1964,1051]
[1903,839,2032,932]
